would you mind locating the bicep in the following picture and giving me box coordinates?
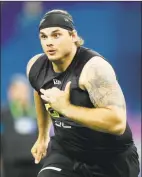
[83,57,126,112]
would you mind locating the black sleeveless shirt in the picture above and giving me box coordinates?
[29,46,133,162]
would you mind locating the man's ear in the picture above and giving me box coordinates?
[71,30,78,43]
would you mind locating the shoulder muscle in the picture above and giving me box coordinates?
[80,56,126,111]
[79,56,115,89]
[26,53,43,78]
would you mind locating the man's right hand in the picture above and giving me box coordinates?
[31,137,50,164]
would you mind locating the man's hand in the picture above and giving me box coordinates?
[40,81,71,114]
[31,137,49,164]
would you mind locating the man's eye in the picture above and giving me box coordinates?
[41,35,47,39]
[53,33,60,38]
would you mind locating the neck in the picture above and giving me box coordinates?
[52,45,77,73]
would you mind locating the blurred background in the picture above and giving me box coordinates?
[1,1,141,177]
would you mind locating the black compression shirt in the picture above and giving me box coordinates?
[29,46,134,163]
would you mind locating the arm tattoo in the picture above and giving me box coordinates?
[85,58,126,110]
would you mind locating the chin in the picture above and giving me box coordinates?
[47,54,61,62]
[48,56,60,61]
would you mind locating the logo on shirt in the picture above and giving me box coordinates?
[53,79,61,85]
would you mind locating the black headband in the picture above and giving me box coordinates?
[39,12,74,31]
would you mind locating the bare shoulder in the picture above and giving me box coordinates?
[79,56,126,111]
[79,56,116,89]
[26,53,43,77]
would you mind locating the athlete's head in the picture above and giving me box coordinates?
[39,9,84,61]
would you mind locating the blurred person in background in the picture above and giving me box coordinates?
[27,9,140,177]
[1,74,42,177]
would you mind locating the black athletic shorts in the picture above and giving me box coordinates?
[38,137,140,177]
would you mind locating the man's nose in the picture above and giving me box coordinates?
[46,38,53,47]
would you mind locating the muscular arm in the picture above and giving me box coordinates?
[62,57,126,135]
[27,54,52,140]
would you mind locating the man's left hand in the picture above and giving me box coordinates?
[40,81,71,114]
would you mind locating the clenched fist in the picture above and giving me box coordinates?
[40,81,71,115]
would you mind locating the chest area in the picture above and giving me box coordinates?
[41,70,93,108]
